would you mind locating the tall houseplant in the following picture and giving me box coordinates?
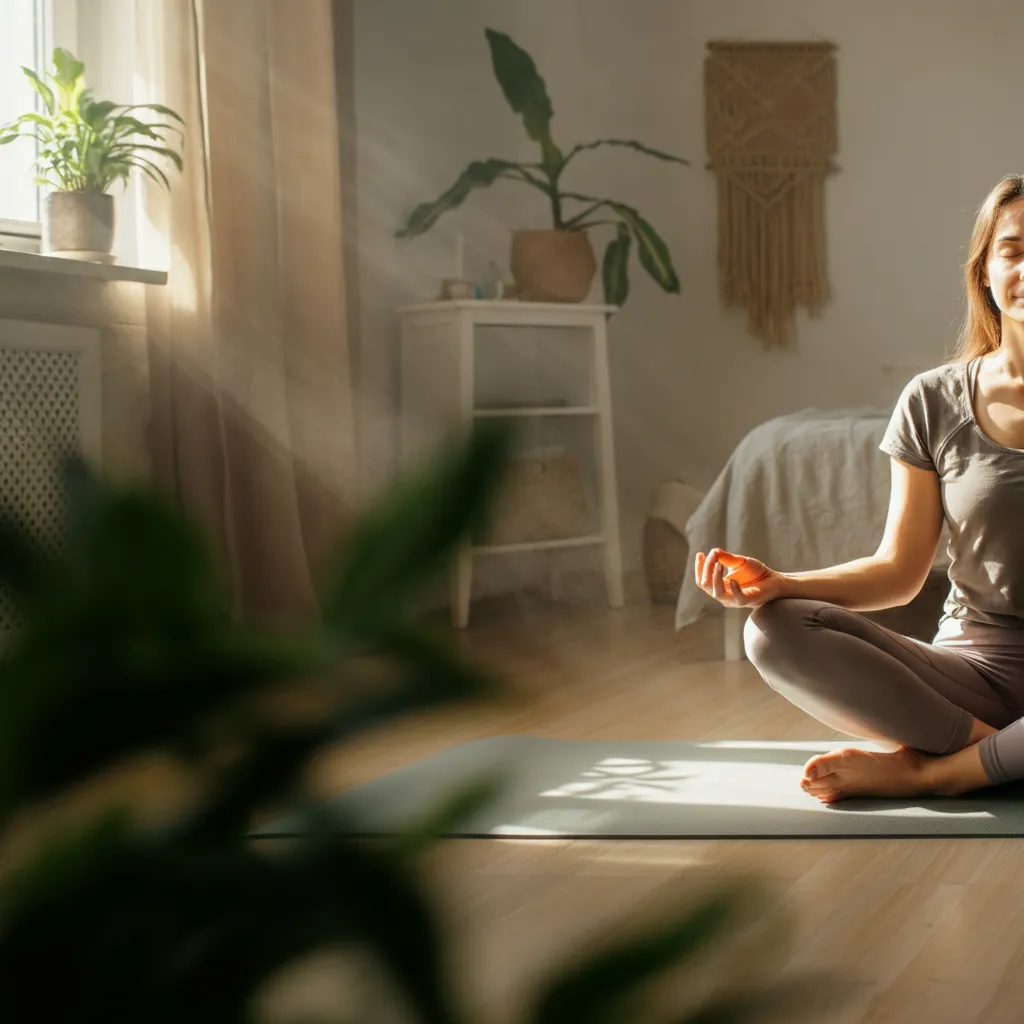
[0,429,845,1021]
[0,47,183,263]
[396,29,688,308]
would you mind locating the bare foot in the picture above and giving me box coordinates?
[800,745,938,804]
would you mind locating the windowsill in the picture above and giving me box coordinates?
[0,247,168,285]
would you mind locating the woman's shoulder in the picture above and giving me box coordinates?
[904,358,969,403]
[893,359,970,432]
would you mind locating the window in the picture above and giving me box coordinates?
[0,0,48,237]
[1,0,77,243]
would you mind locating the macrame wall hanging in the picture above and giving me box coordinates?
[704,41,838,348]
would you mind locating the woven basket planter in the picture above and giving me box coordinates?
[509,230,596,303]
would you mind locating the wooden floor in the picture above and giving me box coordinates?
[307,596,1024,1024]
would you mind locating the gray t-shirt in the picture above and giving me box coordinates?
[879,355,1024,643]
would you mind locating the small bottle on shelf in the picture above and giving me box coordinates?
[480,260,505,300]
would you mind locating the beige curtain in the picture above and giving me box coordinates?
[134,0,357,626]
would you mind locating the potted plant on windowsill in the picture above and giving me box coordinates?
[396,29,688,308]
[0,48,184,264]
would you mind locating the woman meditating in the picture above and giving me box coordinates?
[695,173,1024,805]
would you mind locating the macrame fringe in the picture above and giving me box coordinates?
[717,172,830,348]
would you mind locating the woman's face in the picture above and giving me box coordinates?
[985,198,1024,323]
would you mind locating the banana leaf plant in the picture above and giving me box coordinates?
[395,29,688,309]
[0,47,183,193]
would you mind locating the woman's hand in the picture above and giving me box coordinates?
[694,548,787,608]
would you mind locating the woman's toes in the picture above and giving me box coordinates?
[803,749,847,781]
[804,780,842,803]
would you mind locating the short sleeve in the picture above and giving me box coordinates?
[879,376,936,471]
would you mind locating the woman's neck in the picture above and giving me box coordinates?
[997,318,1024,383]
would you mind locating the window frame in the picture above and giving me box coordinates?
[0,0,77,246]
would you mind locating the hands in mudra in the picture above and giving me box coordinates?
[694,549,786,608]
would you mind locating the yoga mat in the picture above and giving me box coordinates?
[252,735,1024,840]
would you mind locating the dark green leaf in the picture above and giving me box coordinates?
[120,102,186,125]
[565,137,689,168]
[108,142,183,172]
[623,205,680,294]
[108,115,162,142]
[529,886,757,1024]
[124,155,172,191]
[319,421,511,634]
[396,159,527,238]
[562,193,680,293]
[316,622,501,741]
[80,99,117,130]
[601,202,679,293]
[485,29,562,169]
[280,829,463,1024]
[602,223,631,307]
[671,976,852,1024]
[389,774,505,860]
[0,806,134,917]
[0,508,50,609]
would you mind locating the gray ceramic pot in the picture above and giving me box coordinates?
[43,191,115,263]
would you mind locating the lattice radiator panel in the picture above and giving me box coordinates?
[0,321,101,632]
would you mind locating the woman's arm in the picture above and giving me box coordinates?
[779,457,944,612]
[777,556,917,611]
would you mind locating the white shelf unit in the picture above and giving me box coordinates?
[398,300,624,628]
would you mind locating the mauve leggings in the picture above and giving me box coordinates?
[742,598,1024,786]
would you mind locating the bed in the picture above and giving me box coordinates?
[672,400,952,661]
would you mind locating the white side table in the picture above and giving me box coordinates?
[397,300,624,628]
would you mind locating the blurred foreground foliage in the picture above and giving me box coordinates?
[0,423,846,1022]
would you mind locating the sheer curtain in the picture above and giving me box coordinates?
[133,0,356,625]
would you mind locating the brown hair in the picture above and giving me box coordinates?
[949,174,1024,364]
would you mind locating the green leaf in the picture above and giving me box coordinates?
[286,830,463,1024]
[565,137,690,169]
[20,67,55,114]
[619,204,680,293]
[0,511,50,609]
[561,192,679,293]
[108,142,183,172]
[671,976,851,1024]
[389,773,504,860]
[108,115,162,142]
[80,99,117,130]
[126,156,172,191]
[320,421,512,634]
[485,29,562,169]
[366,621,499,721]
[395,158,526,238]
[529,886,758,1024]
[51,48,85,92]
[602,223,631,307]
[16,112,55,135]
[120,102,186,125]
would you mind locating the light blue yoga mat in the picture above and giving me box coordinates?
[252,735,1024,840]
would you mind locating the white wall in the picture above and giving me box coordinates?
[352,0,1024,588]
